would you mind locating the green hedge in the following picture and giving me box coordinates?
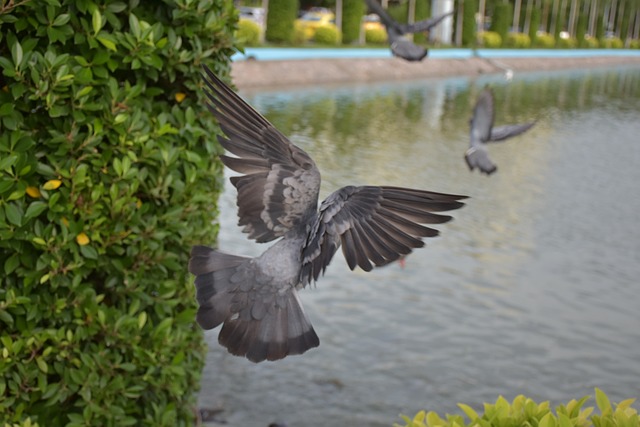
[534,32,556,48]
[490,3,512,43]
[413,0,430,45]
[479,31,502,48]
[601,36,624,48]
[583,36,600,48]
[528,8,541,45]
[595,12,605,41]
[237,19,262,46]
[314,25,341,45]
[557,36,578,48]
[366,27,388,44]
[397,389,639,427]
[462,0,478,47]
[0,0,235,425]
[342,0,366,44]
[265,0,297,43]
[506,32,531,48]
[576,12,587,47]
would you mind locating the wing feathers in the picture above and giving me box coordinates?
[301,185,466,283]
[400,11,454,33]
[220,155,269,174]
[488,121,537,142]
[203,65,321,243]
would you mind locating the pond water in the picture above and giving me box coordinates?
[198,66,640,427]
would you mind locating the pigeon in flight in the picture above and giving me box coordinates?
[465,87,537,175]
[189,66,467,363]
[364,0,453,61]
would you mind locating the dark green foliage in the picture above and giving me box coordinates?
[576,12,587,47]
[619,0,631,42]
[342,0,366,44]
[413,0,431,45]
[490,2,512,43]
[528,7,541,45]
[553,3,566,40]
[595,12,605,41]
[300,0,333,10]
[388,2,409,24]
[0,0,236,425]
[462,0,478,47]
[265,0,298,43]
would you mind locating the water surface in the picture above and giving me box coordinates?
[198,66,640,426]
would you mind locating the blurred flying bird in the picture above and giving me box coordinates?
[465,87,537,175]
[189,66,467,363]
[364,0,453,62]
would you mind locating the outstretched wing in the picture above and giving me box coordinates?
[489,121,536,142]
[470,87,495,145]
[202,66,321,243]
[401,11,454,34]
[300,186,467,284]
[365,0,403,34]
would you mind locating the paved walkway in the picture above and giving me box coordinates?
[232,47,640,61]
[230,50,640,89]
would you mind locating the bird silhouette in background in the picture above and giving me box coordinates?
[189,66,467,363]
[364,0,453,62]
[465,87,537,175]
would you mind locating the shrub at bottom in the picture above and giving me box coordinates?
[396,388,638,427]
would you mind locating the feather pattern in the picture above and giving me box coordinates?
[203,66,321,243]
[190,66,467,363]
[300,186,466,284]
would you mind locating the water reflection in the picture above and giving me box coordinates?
[199,66,640,427]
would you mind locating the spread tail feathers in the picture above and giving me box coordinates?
[189,245,320,362]
[464,147,497,175]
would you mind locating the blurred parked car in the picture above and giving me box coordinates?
[295,10,336,40]
[363,13,385,32]
[239,6,265,28]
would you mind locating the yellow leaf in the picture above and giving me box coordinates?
[175,92,186,103]
[617,398,636,410]
[61,217,69,226]
[136,198,142,209]
[26,186,41,198]
[1,85,8,92]
[43,179,62,190]
[76,232,90,246]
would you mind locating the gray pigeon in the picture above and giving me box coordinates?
[365,0,453,61]
[465,87,537,175]
[189,66,467,363]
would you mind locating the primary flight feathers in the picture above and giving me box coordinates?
[189,66,467,363]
